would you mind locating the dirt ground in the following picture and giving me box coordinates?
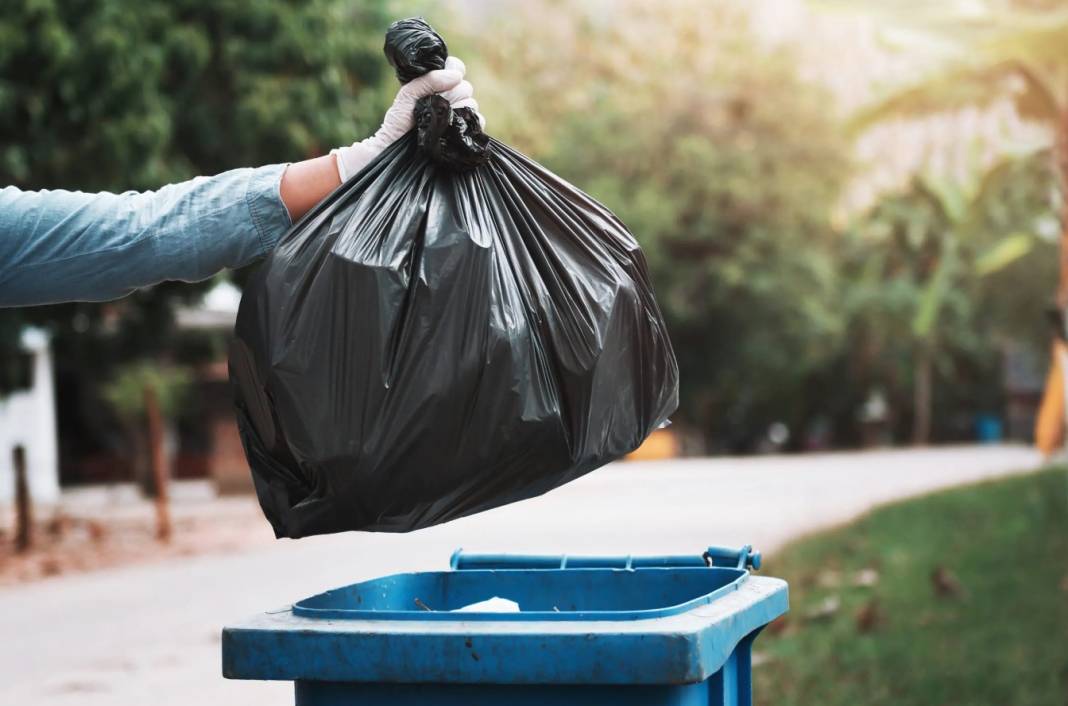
[0,482,271,586]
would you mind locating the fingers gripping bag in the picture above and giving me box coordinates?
[229,18,679,538]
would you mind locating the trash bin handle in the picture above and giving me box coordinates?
[703,544,762,570]
[450,545,761,571]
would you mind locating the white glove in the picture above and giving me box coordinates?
[331,56,482,181]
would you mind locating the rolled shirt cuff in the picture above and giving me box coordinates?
[246,163,293,257]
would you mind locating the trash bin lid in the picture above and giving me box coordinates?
[223,546,788,685]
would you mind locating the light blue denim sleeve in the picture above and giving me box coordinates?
[0,164,292,307]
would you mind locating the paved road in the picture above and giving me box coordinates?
[0,445,1043,705]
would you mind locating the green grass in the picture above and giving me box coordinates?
[755,468,1068,706]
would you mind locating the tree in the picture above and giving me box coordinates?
[830,1,1067,446]
[1,0,391,192]
[462,1,851,449]
[0,0,395,472]
[841,154,1057,444]
[102,361,191,495]
[846,2,1068,305]
[1,0,393,333]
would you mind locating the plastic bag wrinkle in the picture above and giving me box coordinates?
[230,20,677,538]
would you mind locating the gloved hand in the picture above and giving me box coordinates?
[331,56,482,181]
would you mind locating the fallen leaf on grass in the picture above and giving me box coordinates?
[805,595,840,621]
[855,598,882,633]
[817,570,842,588]
[766,616,791,635]
[853,568,879,587]
[931,566,966,599]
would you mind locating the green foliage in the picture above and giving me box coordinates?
[0,0,392,329]
[0,0,393,410]
[850,49,1065,135]
[0,0,394,357]
[834,154,1057,441]
[466,1,851,448]
[827,1,1068,121]
[3,0,1061,450]
[757,468,1068,706]
[974,232,1034,276]
[970,155,1062,343]
[101,361,192,422]
[462,0,1061,447]
[0,0,390,191]
[844,4,1068,200]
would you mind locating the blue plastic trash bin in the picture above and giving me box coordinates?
[222,544,788,706]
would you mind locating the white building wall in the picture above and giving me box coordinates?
[0,328,60,507]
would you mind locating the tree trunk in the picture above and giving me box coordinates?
[130,418,154,497]
[912,346,933,446]
[12,445,31,553]
[144,386,172,543]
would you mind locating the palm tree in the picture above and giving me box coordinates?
[833,2,1067,446]
[857,161,1039,443]
[847,3,1068,303]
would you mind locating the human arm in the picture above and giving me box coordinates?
[0,164,291,307]
[0,59,477,308]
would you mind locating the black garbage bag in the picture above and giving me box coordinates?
[229,18,678,538]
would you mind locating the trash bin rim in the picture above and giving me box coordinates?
[222,574,789,685]
[291,565,750,622]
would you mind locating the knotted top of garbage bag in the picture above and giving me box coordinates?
[384,17,490,171]
[384,17,449,84]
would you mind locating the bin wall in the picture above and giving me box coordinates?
[295,632,755,706]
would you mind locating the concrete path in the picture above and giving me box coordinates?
[0,445,1043,706]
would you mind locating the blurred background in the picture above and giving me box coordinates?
[0,1,1065,705]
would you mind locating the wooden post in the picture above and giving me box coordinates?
[13,445,31,553]
[144,385,172,543]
